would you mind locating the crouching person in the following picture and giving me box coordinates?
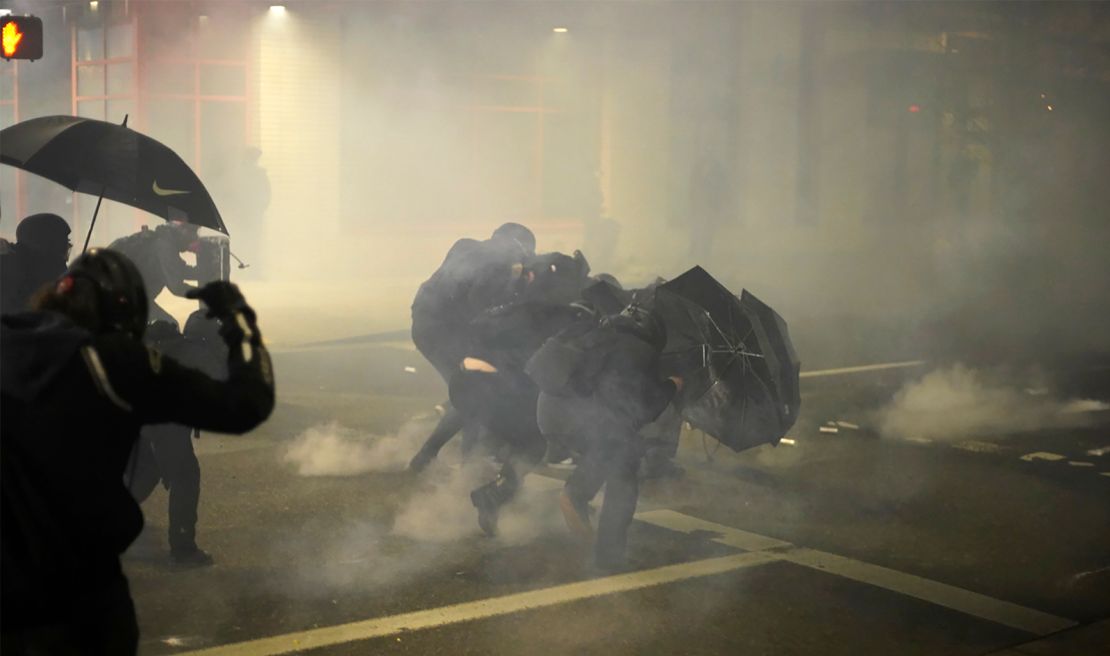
[1,248,275,655]
[530,304,680,571]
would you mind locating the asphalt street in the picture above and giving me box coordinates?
[124,344,1110,655]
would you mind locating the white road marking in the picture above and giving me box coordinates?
[1087,446,1110,457]
[1020,452,1066,462]
[778,548,1074,635]
[635,509,791,552]
[635,510,1076,636]
[174,552,778,656]
[799,360,926,379]
[818,426,839,434]
[1101,472,1110,478]
[1067,461,1095,467]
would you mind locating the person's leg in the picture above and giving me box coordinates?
[594,435,643,570]
[409,405,466,472]
[150,424,209,565]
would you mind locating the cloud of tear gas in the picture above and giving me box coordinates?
[391,461,564,545]
[877,364,1109,441]
[283,417,434,476]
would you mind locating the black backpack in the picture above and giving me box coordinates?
[525,314,616,396]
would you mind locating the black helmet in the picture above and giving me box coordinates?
[65,248,149,339]
[491,222,536,256]
[16,213,71,249]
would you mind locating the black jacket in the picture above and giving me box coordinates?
[412,236,527,327]
[0,240,68,315]
[0,311,274,628]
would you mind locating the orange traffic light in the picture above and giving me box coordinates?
[1,16,43,61]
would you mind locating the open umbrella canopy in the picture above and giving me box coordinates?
[0,115,227,234]
[654,266,801,452]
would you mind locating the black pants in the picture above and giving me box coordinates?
[451,370,546,510]
[1,575,138,656]
[411,315,482,458]
[128,423,201,553]
[565,428,642,564]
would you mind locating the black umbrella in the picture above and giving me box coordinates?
[0,115,227,250]
[653,266,801,452]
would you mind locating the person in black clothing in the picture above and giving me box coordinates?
[0,213,73,315]
[109,221,201,324]
[408,222,536,472]
[533,304,680,570]
[127,310,229,567]
[450,251,591,535]
[0,248,274,655]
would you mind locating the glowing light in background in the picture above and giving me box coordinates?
[2,21,23,58]
[1046,105,1054,112]
[269,5,287,15]
[89,1,99,11]
[908,104,921,113]
[553,27,568,33]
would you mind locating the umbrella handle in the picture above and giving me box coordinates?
[81,191,105,254]
[81,115,127,254]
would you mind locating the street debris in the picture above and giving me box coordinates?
[819,426,839,434]
[1086,445,1110,457]
[835,420,860,430]
[780,438,796,446]
[1067,461,1094,467]
[953,440,1002,454]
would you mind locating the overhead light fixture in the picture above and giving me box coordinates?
[553,27,568,33]
[0,9,12,17]
[89,1,99,10]
[269,5,286,14]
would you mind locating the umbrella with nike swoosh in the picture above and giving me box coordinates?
[1,115,228,250]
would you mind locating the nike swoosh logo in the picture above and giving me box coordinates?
[152,180,190,196]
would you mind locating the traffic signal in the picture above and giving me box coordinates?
[1,15,44,61]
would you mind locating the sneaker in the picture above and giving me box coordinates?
[169,547,214,569]
[470,487,499,537]
[559,490,594,541]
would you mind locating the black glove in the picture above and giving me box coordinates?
[186,281,262,358]
[185,281,252,323]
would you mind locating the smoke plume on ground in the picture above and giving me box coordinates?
[283,417,434,476]
[877,364,1109,441]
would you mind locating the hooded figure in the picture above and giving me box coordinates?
[408,223,537,472]
[531,304,679,570]
[0,249,274,654]
[1,213,73,315]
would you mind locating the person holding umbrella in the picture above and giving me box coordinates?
[0,249,274,654]
[0,213,73,315]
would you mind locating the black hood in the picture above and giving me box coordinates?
[1,311,91,403]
